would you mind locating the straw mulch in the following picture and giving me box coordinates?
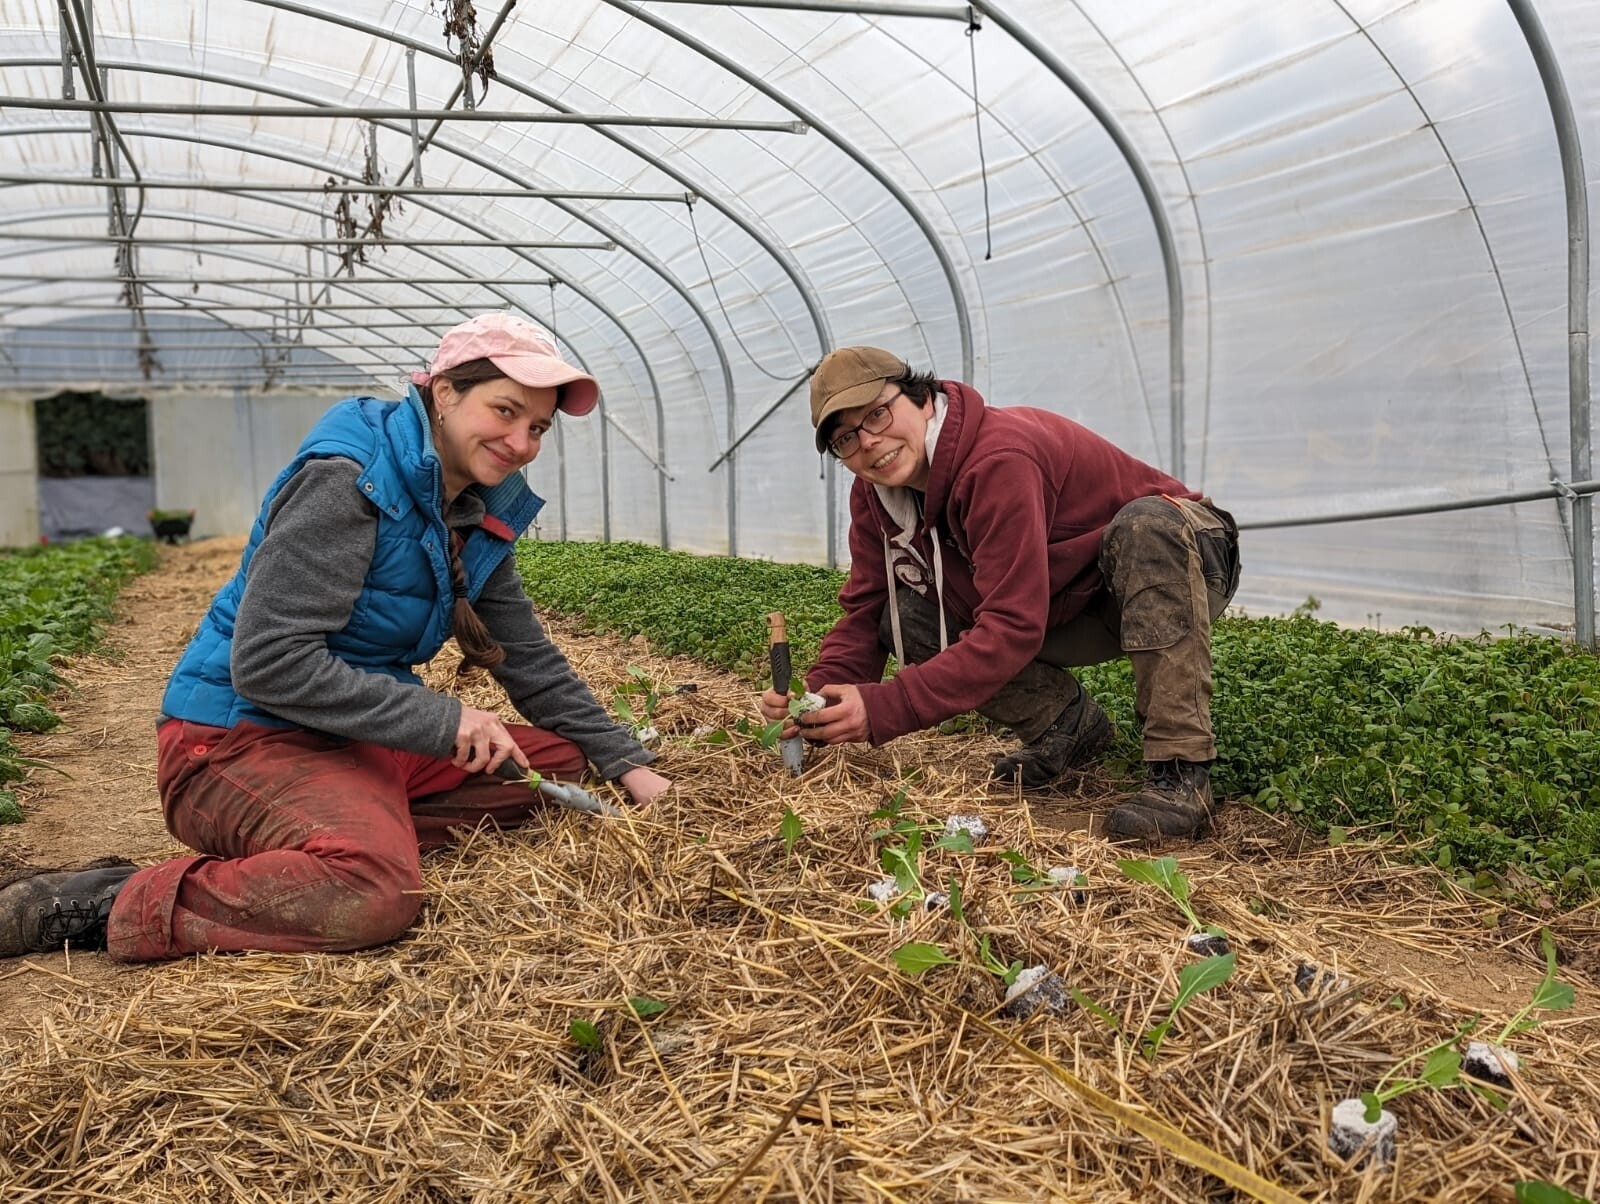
[1,622,1597,1202]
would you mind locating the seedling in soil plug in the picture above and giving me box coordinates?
[997,849,1051,887]
[1000,965,1070,1019]
[1141,952,1235,1059]
[1331,1034,1466,1165]
[568,1018,603,1051]
[1327,1097,1397,1169]
[613,666,662,742]
[1467,928,1574,1087]
[942,814,989,845]
[1046,865,1089,905]
[1118,856,1229,950]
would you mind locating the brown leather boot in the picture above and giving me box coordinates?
[0,865,135,956]
[991,687,1115,788]
[1107,759,1214,840]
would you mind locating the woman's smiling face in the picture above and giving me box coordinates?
[831,384,934,491]
[431,375,559,501]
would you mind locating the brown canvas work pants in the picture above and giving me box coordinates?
[882,495,1240,762]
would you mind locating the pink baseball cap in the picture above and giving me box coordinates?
[410,312,600,417]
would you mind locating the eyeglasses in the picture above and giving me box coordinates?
[828,391,903,458]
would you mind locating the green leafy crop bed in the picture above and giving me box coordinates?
[519,540,1600,904]
[0,537,156,823]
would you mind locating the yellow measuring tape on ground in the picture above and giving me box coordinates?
[721,887,1303,1204]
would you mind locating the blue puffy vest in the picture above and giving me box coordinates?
[161,387,544,730]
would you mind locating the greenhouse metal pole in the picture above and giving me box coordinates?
[1507,0,1594,649]
[650,0,971,17]
[1238,480,1600,532]
[229,3,837,555]
[0,175,691,202]
[968,0,1185,481]
[2,97,809,134]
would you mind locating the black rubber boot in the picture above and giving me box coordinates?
[991,687,1115,788]
[1106,759,1214,840]
[0,865,136,956]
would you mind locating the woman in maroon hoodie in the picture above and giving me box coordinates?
[759,346,1240,840]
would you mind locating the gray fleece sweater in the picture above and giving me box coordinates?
[227,457,653,781]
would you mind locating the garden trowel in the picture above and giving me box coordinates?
[766,611,805,775]
[492,759,621,817]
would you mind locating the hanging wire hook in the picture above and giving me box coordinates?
[687,198,804,382]
[967,6,993,262]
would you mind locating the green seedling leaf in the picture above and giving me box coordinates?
[788,674,806,697]
[780,805,803,855]
[1419,1045,1462,1088]
[700,728,731,745]
[1002,959,1024,986]
[1533,979,1577,1012]
[756,719,784,749]
[1069,987,1120,1032]
[889,897,917,919]
[892,941,958,976]
[1514,1180,1590,1204]
[626,996,668,1019]
[998,849,1046,885]
[1117,855,1190,904]
[934,829,975,854]
[1170,952,1236,1013]
[613,693,637,725]
[1360,1090,1383,1125]
[946,877,965,925]
[1142,1020,1173,1059]
[568,1019,603,1050]
[1327,825,1348,846]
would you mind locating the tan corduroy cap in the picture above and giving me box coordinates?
[808,346,906,452]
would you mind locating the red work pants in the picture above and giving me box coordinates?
[105,719,587,962]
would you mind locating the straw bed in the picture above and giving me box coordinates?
[1,581,1597,1200]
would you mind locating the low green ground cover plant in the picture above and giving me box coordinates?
[517,540,1600,902]
[0,536,156,821]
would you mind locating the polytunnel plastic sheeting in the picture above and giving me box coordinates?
[0,0,1595,636]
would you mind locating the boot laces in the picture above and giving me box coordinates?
[1147,758,1183,791]
[37,897,112,947]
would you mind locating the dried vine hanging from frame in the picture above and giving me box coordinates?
[322,129,403,275]
[432,0,498,101]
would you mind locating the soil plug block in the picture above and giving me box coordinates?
[1185,932,1231,957]
[922,891,948,912]
[1000,965,1069,1020]
[636,724,660,746]
[1047,865,1088,905]
[867,876,899,903]
[1328,1097,1397,1168]
[1463,1040,1519,1088]
[944,814,989,844]
[1294,961,1350,996]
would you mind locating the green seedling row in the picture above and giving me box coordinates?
[0,537,157,822]
[518,540,1600,904]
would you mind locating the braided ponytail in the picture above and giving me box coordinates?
[420,358,513,678]
[449,532,505,675]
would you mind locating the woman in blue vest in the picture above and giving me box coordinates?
[0,313,670,961]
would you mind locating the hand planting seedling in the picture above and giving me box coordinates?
[1465,928,1574,1087]
[612,665,661,743]
[1118,856,1229,953]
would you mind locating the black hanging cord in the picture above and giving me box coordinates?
[687,199,801,382]
[967,7,993,262]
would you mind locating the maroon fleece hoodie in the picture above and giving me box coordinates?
[806,381,1196,746]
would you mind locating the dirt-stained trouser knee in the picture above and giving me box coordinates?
[878,589,1080,744]
[1098,495,1239,762]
